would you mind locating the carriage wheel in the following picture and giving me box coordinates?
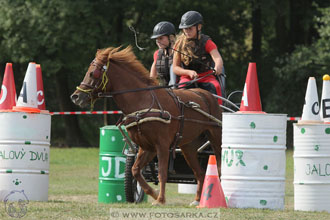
[124,155,145,203]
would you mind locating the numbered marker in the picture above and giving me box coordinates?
[19,82,27,103]
[203,183,214,201]
[37,90,44,105]
[242,83,248,106]
[0,85,7,104]
[101,157,111,177]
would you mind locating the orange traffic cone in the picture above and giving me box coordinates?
[13,62,40,113]
[198,155,227,208]
[239,63,265,113]
[0,63,17,110]
[36,64,46,110]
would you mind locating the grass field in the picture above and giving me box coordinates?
[1,148,330,219]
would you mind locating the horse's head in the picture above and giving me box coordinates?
[71,46,155,108]
[71,53,109,108]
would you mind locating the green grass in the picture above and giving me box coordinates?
[0,148,330,219]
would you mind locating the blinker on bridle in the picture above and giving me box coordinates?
[76,59,110,109]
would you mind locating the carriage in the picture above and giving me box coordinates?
[71,46,241,205]
[124,132,215,203]
[123,85,241,203]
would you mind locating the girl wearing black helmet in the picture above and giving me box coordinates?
[173,11,224,104]
[150,21,176,86]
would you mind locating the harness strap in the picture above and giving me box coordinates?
[122,109,171,129]
[116,121,137,155]
[185,101,222,126]
[166,89,185,160]
[152,90,165,113]
[186,90,222,126]
[176,97,186,148]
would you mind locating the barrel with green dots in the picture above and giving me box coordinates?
[294,124,330,212]
[98,125,128,203]
[0,112,51,201]
[221,113,287,209]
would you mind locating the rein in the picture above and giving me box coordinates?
[98,71,215,97]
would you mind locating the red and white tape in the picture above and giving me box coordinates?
[50,110,122,115]
[287,117,300,121]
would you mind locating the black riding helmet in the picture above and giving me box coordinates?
[179,11,203,29]
[151,21,176,39]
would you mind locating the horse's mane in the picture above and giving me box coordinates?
[96,46,157,85]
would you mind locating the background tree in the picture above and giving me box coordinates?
[0,0,330,147]
[269,6,330,115]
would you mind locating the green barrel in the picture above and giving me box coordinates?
[98,125,127,203]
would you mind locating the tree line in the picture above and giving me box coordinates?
[0,0,329,146]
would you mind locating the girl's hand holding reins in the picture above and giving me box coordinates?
[214,65,222,75]
[187,70,198,79]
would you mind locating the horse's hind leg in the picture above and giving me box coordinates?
[180,142,205,205]
[131,148,158,200]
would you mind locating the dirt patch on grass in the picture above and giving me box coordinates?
[49,194,98,203]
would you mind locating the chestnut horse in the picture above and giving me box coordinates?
[71,46,222,205]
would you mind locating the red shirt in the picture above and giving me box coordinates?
[205,39,217,54]
[153,50,159,62]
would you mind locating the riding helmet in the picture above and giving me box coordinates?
[179,11,203,29]
[151,21,176,39]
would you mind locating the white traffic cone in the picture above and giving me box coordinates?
[13,62,40,113]
[298,77,322,124]
[321,74,330,123]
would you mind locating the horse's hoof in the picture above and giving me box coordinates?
[189,200,200,206]
[152,200,165,206]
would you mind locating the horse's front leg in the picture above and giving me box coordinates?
[131,148,158,199]
[152,144,170,205]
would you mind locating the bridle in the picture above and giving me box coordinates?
[76,59,110,108]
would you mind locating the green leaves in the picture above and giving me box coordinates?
[269,6,330,114]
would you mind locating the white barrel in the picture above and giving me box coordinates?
[178,184,197,194]
[0,112,51,201]
[221,113,287,209]
[293,123,330,212]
